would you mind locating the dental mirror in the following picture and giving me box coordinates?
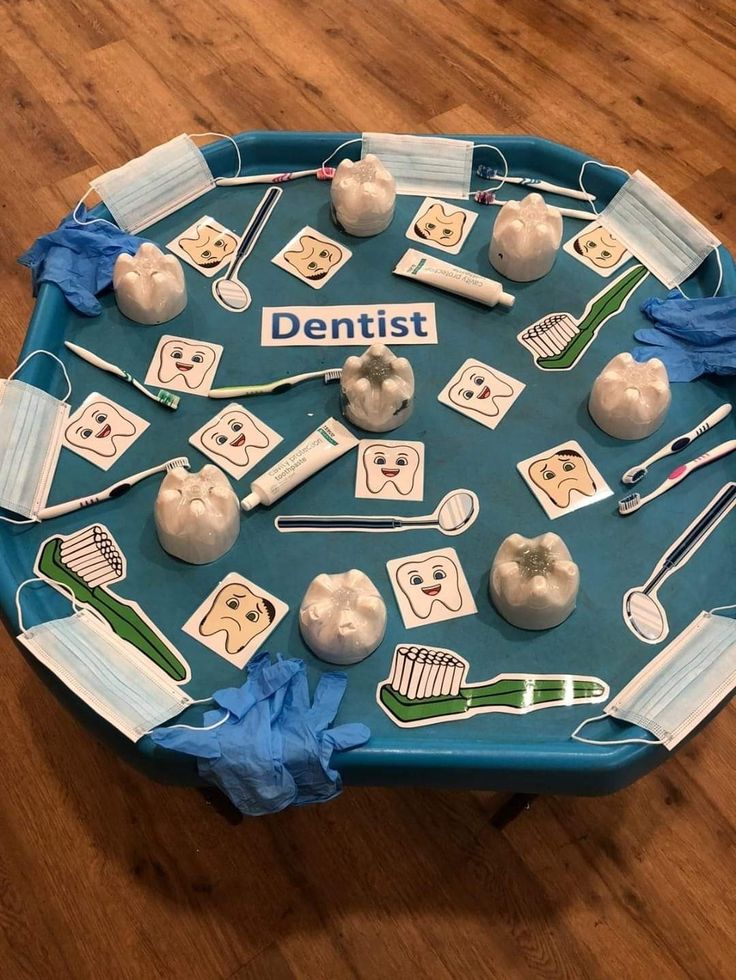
[623,589,668,643]
[212,185,282,313]
[274,489,479,536]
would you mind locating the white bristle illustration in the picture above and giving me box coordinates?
[59,524,125,587]
[520,314,580,360]
[388,645,468,699]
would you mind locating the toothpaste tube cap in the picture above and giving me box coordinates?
[241,491,261,512]
[499,290,515,308]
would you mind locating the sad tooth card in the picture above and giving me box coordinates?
[167,216,239,277]
[405,198,478,255]
[517,439,612,519]
[272,226,352,288]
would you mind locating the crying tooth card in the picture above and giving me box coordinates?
[355,439,425,502]
[386,547,476,629]
[271,226,352,289]
[189,403,282,480]
[183,572,289,670]
[438,358,524,430]
[63,393,148,471]
[517,439,612,519]
[405,197,478,255]
[167,215,239,277]
[144,335,223,397]
[563,221,632,277]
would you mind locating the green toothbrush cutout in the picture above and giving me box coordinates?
[35,524,189,683]
[377,645,609,728]
[518,264,648,371]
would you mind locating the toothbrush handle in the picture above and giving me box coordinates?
[37,466,163,519]
[656,439,736,494]
[647,403,733,467]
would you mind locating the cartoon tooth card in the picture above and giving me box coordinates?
[356,439,425,501]
[63,393,148,470]
[189,403,282,480]
[438,358,524,430]
[405,197,477,255]
[167,215,238,277]
[272,225,352,289]
[386,547,476,628]
[145,335,223,396]
[183,572,288,669]
[563,221,632,277]
[518,439,612,519]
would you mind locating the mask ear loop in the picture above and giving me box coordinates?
[321,137,363,170]
[675,246,723,300]
[72,187,120,230]
[571,713,663,746]
[190,132,242,178]
[577,160,631,217]
[472,143,510,193]
[9,349,71,402]
[15,577,81,633]
[709,601,736,615]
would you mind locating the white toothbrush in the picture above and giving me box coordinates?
[618,440,736,515]
[621,403,732,485]
[37,457,189,520]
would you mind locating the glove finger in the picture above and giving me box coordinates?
[308,672,348,730]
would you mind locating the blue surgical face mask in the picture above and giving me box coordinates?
[572,608,736,750]
[16,579,192,742]
[0,351,71,523]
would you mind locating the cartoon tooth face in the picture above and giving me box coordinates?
[528,449,597,509]
[363,444,420,495]
[199,582,276,654]
[158,340,217,389]
[200,410,270,467]
[284,235,343,280]
[178,223,237,269]
[413,202,466,247]
[65,401,136,457]
[572,225,627,269]
[448,366,514,418]
[396,554,462,619]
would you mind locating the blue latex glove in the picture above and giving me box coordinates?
[18,206,149,316]
[149,653,370,816]
[633,291,736,381]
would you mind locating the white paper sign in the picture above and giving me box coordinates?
[189,403,282,480]
[144,335,223,397]
[405,197,478,254]
[438,358,525,430]
[63,393,149,471]
[517,439,612,519]
[386,547,477,629]
[261,303,437,347]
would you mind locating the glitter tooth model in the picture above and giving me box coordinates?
[340,344,414,432]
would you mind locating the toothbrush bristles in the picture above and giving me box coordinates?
[617,493,640,515]
[622,467,646,485]
[166,457,190,470]
[323,368,342,384]
[60,524,125,586]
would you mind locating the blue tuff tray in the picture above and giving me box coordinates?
[2,132,734,796]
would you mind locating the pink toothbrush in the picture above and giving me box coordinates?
[618,439,736,515]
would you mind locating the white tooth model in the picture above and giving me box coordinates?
[589,352,671,440]
[489,192,563,282]
[330,154,396,237]
[155,463,239,564]
[340,344,414,432]
[299,569,387,665]
[113,242,187,324]
[490,532,579,631]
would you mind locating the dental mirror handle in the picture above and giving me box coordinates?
[275,515,409,531]
[225,185,282,279]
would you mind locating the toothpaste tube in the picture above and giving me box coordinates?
[241,417,357,511]
[393,248,514,308]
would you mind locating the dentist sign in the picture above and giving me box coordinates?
[261,303,437,347]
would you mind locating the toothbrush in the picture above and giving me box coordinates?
[35,523,188,680]
[475,165,596,202]
[376,645,609,728]
[621,404,733,485]
[64,341,180,410]
[37,457,189,520]
[215,167,335,186]
[618,440,736,515]
[209,368,342,398]
[473,190,594,221]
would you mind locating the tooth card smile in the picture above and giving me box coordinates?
[260,303,437,347]
[387,547,476,628]
[63,393,149,470]
[145,335,223,397]
[438,358,525,429]
[355,439,425,501]
[189,403,282,480]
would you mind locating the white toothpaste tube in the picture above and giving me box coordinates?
[393,248,515,308]
[241,417,357,511]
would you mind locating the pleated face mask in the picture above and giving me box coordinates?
[361,132,475,199]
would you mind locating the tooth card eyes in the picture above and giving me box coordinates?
[356,439,425,502]
[183,572,289,670]
[405,197,478,255]
[167,216,239,277]
[386,547,477,629]
[438,358,525,430]
[189,403,282,480]
[63,393,149,471]
[563,221,632,277]
[272,225,352,289]
[518,439,612,519]
[145,335,223,397]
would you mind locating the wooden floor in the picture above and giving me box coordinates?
[1,2,735,977]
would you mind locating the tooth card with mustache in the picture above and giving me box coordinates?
[355,439,425,502]
[63,393,149,470]
[517,439,612,519]
[167,215,238,277]
[189,403,282,479]
[405,197,478,255]
[272,225,352,289]
[182,572,289,669]
[386,547,476,628]
[145,335,223,397]
[438,358,525,430]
